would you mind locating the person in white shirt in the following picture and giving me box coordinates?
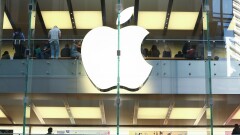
[48,26,61,59]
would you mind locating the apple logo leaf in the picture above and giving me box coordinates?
[116,6,134,25]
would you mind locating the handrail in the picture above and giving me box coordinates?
[0,39,226,42]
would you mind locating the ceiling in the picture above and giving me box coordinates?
[0,94,240,126]
[2,0,231,39]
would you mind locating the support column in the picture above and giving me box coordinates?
[0,0,6,56]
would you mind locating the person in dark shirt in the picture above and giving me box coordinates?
[182,42,190,58]
[174,51,184,58]
[149,45,160,57]
[1,51,10,59]
[186,45,196,59]
[142,48,149,57]
[42,41,51,59]
[232,124,240,135]
[61,44,71,57]
[34,44,42,59]
[46,127,53,134]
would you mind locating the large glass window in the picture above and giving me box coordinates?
[0,0,240,134]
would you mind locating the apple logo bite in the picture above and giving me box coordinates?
[81,7,152,92]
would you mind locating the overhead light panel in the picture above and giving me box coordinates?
[232,108,240,119]
[138,11,166,29]
[137,108,168,119]
[41,11,72,29]
[228,16,236,30]
[74,11,102,29]
[70,107,101,119]
[36,107,69,118]
[168,12,199,30]
[0,110,6,118]
[170,108,202,119]
[3,12,12,29]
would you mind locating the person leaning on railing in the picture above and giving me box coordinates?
[71,40,81,59]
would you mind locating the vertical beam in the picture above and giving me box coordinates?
[192,0,205,36]
[163,102,175,125]
[99,100,106,124]
[0,0,5,29]
[0,105,15,124]
[134,0,139,25]
[163,0,173,36]
[67,0,77,35]
[0,0,6,56]
[133,101,139,125]
[192,0,205,38]
[4,4,16,31]
[194,104,207,125]
[36,1,47,36]
[100,0,106,26]
[220,0,224,36]
[223,105,240,125]
[31,104,45,124]
[63,100,76,124]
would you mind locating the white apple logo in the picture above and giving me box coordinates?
[82,7,152,91]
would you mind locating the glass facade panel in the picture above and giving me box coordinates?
[0,0,240,134]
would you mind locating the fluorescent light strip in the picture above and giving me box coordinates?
[138,11,166,29]
[36,107,69,118]
[229,49,240,61]
[74,11,102,29]
[70,107,101,119]
[233,2,240,10]
[228,41,240,53]
[170,108,202,119]
[137,108,168,119]
[233,10,240,18]
[3,12,12,29]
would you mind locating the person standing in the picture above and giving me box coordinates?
[232,124,240,135]
[46,127,53,134]
[48,26,61,59]
[162,44,171,57]
[182,41,190,58]
[13,28,25,58]
[149,45,160,57]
